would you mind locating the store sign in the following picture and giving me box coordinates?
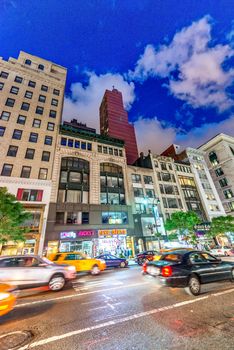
[60,230,97,239]
[98,229,127,238]
[194,223,211,231]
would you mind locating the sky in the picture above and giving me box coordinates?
[1,0,234,154]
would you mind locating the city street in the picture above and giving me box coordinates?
[1,264,234,350]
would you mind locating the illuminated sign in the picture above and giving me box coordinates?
[60,231,77,239]
[60,231,97,239]
[77,231,96,237]
[98,229,127,237]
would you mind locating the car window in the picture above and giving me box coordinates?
[109,255,118,259]
[0,257,38,267]
[162,254,182,262]
[189,253,207,264]
[53,254,62,261]
[201,253,219,262]
[23,257,40,267]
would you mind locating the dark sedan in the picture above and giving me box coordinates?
[135,250,160,265]
[95,254,128,268]
[143,250,234,296]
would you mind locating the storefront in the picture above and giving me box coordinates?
[97,229,127,256]
[0,236,38,256]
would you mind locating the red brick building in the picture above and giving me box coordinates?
[99,88,138,165]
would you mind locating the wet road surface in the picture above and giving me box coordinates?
[1,265,234,350]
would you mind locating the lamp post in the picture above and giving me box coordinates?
[144,196,162,250]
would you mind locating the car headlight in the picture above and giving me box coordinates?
[66,266,76,272]
[98,259,106,264]
[0,293,10,301]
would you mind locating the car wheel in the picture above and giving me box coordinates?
[49,274,65,292]
[91,265,100,275]
[185,275,201,296]
[120,261,126,268]
[230,269,234,282]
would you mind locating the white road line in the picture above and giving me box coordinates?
[15,282,150,308]
[17,287,234,350]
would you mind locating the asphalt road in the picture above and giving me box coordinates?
[1,264,234,350]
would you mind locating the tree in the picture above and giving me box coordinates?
[164,211,200,245]
[0,187,31,244]
[207,215,234,243]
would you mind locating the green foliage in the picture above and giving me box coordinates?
[0,187,31,244]
[207,215,234,239]
[165,211,200,244]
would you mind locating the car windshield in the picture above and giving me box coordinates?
[161,254,182,262]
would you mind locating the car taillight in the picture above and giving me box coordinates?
[161,266,172,277]
[142,262,147,273]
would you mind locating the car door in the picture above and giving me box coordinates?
[189,252,216,283]
[109,255,120,267]
[201,252,232,281]
[0,257,25,285]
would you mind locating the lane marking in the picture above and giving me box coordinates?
[15,282,150,308]
[17,287,234,350]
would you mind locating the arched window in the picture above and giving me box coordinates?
[38,64,44,71]
[209,151,219,166]
[25,59,31,66]
[57,157,89,204]
[100,162,125,205]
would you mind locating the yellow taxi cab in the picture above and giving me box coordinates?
[0,284,17,317]
[48,252,106,275]
[153,247,193,261]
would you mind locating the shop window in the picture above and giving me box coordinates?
[17,189,43,201]
[132,174,141,183]
[102,212,128,224]
[143,175,153,184]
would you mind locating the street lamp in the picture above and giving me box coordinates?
[144,196,162,249]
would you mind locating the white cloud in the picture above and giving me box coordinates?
[130,16,234,112]
[63,71,135,131]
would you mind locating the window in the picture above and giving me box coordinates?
[38,168,48,180]
[49,110,56,118]
[17,115,26,125]
[12,129,22,140]
[209,151,219,166]
[145,189,155,198]
[215,168,224,177]
[219,178,228,187]
[144,175,153,184]
[15,76,23,83]
[41,85,48,92]
[161,163,167,170]
[134,187,144,197]
[109,148,113,155]
[7,145,18,157]
[21,102,30,111]
[164,185,174,194]
[135,203,146,214]
[81,142,86,150]
[45,136,52,145]
[21,166,31,178]
[5,98,15,107]
[25,59,31,65]
[56,212,65,224]
[103,146,107,154]
[42,151,50,162]
[25,90,33,99]
[29,132,38,143]
[223,189,234,199]
[38,64,44,70]
[167,198,178,208]
[1,111,10,121]
[39,95,46,103]
[0,71,9,79]
[36,106,43,115]
[61,137,67,146]
[0,126,6,137]
[160,184,164,193]
[119,150,123,157]
[69,172,81,183]
[47,122,55,131]
[87,143,92,151]
[51,98,58,106]
[114,149,118,156]
[53,89,60,96]
[25,148,35,159]
[108,193,121,205]
[32,119,41,128]
[10,86,19,95]
[1,164,13,176]
[67,190,82,203]
[98,145,102,153]
[28,80,36,87]
[17,189,43,201]
[0,82,4,90]
[68,139,73,147]
[102,212,128,224]
[132,174,141,183]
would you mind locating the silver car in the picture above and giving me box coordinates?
[0,255,76,291]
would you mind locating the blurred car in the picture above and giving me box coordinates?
[0,284,17,317]
[135,250,160,265]
[152,247,194,261]
[143,249,234,296]
[0,255,76,292]
[48,252,106,275]
[209,246,234,257]
[95,254,128,268]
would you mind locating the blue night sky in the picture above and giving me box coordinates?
[1,0,234,153]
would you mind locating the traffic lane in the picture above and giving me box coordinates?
[16,287,234,350]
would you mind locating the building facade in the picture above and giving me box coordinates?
[199,133,234,216]
[99,88,138,165]
[45,122,135,257]
[0,51,66,255]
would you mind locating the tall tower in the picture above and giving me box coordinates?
[99,88,138,164]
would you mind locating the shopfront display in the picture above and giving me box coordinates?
[97,229,127,256]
